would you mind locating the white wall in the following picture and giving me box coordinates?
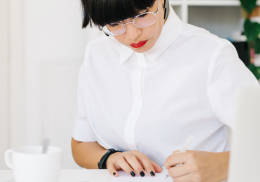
[0,0,10,170]
[22,0,103,168]
[0,0,103,169]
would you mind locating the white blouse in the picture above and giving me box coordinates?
[72,7,259,166]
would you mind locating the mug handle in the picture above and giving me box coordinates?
[4,149,14,169]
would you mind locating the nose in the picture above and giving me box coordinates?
[125,23,142,42]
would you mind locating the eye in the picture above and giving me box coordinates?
[109,23,120,27]
[138,13,147,18]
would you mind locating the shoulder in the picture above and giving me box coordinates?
[179,23,234,51]
[173,23,238,66]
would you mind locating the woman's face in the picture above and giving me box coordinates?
[113,0,165,53]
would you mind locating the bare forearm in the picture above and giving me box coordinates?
[71,138,107,169]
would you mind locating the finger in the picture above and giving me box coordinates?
[133,152,159,176]
[151,161,163,173]
[107,163,119,177]
[168,164,195,178]
[137,157,155,176]
[117,157,136,176]
[173,172,199,182]
[164,152,190,169]
[124,154,145,176]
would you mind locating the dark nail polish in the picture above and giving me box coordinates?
[150,171,155,176]
[113,172,116,176]
[130,171,135,177]
[140,171,145,177]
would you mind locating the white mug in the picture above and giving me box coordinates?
[4,145,63,182]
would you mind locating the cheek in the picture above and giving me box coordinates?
[144,22,162,42]
[113,19,163,46]
[143,26,157,39]
[114,36,127,45]
[113,26,157,46]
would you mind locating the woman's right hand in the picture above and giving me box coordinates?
[106,150,162,177]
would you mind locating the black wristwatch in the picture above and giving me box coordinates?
[98,149,121,169]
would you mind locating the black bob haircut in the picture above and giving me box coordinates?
[80,0,169,29]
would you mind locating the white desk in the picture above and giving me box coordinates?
[0,169,172,182]
[0,169,107,182]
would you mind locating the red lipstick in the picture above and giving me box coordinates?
[130,40,148,48]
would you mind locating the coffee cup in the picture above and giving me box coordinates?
[4,145,63,182]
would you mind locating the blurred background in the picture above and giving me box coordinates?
[0,0,260,170]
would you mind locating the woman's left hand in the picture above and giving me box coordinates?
[164,150,229,182]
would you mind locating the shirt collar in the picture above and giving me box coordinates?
[111,7,183,65]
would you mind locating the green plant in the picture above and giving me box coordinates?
[240,0,260,79]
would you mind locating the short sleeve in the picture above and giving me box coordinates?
[207,41,260,129]
[72,45,97,142]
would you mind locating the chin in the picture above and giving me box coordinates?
[133,49,147,53]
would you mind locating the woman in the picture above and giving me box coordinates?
[71,0,259,181]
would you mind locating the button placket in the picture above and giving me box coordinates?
[124,54,146,150]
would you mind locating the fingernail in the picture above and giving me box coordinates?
[113,172,116,176]
[130,171,135,177]
[140,171,145,177]
[150,171,155,176]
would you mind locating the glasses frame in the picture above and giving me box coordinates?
[102,1,160,36]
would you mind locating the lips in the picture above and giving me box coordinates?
[130,40,148,48]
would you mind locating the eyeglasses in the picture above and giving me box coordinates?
[102,1,160,36]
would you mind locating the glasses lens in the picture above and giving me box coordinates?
[135,13,157,28]
[106,23,125,36]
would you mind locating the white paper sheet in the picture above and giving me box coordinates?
[113,170,173,182]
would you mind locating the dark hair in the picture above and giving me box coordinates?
[80,0,156,29]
